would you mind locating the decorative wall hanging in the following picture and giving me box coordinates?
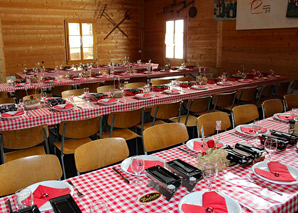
[286,0,298,17]
[214,0,237,21]
[157,0,195,16]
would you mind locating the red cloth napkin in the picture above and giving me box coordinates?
[240,127,267,134]
[1,111,24,117]
[255,161,296,182]
[99,98,117,103]
[127,160,164,173]
[167,89,179,93]
[277,114,298,120]
[33,185,71,208]
[193,140,223,152]
[197,85,206,88]
[143,93,152,97]
[54,104,73,109]
[181,191,228,213]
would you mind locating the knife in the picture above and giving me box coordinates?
[112,168,130,184]
[173,160,194,173]
[6,199,13,213]
[177,148,197,158]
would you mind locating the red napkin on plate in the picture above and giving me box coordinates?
[255,161,296,182]
[33,185,71,208]
[99,98,117,103]
[197,85,205,88]
[181,191,228,213]
[240,127,267,134]
[54,104,73,109]
[1,111,24,117]
[169,89,179,93]
[277,114,297,120]
[193,140,223,152]
[143,93,152,97]
[127,160,164,173]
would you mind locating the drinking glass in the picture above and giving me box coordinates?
[90,200,109,213]
[15,188,34,210]
[264,138,277,161]
[17,99,24,112]
[131,156,144,185]
[41,92,47,103]
[202,162,218,191]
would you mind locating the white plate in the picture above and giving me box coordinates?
[273,113,296,123]
[164,89,181,94]
[178,190,241,213]
[252,162,298,185]
[217,82,232,86]
[238,79,252,83]
[235,124,269,137]
[27,180,74,212]
[186,138,224,152]
[52,104,74,111]
[191,85,208,90]
[0,111,25,119]
[98,98,119,105]
[120,155,165,176]
[135,93,155,99]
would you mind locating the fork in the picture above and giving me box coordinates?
[67,180,84,197]
[246,175,283,196]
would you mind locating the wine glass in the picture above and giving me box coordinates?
[131,156,144,185]
[15,188,34,210]
[202,162,218,191]
[41,92,47,103]
[264,138,278,161]
[90,200,109,213]
[253,121,264,141]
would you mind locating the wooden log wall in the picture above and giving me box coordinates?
[143,0,298,80]
[0,19,6,82]
[0,0,142,81]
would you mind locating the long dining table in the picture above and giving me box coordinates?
[0,76,286,131]
[0,111,297,212]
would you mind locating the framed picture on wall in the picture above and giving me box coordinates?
[286,0,298,17]
[214,0,237,21]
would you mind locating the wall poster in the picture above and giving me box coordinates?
[214,0,237,21]
[287,0,298,17]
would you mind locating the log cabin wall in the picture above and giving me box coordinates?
[0,0,142,81]
[0,19,6,82]
[143,0,298,80]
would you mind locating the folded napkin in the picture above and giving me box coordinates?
[220,82,231,85]
[255,161,296,182]
[140,93,152,97]
[277,114,298,120]
[166,89,179,93]
[99,98,117,103]
[33,185,71,208]
[127,160,164,174]
[240,126,267,134]
[181,191,228,213]
[1,111,24,117]
[53,104,73,109]
[193,140,223,152]
[196,85,206,88]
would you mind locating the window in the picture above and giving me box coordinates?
[66,22,95,62]
[165,19,184,59]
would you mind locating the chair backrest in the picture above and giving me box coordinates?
[0,125,49,150]
[97,85,114,93]
[108,109,143,128]
[151,79,171,85]
[276,81,290,97]
[59,116,101,139]
[143,123,189,153]
[52,85,73,97]
[124,82,146,89]
[284,94,298,110]
[23,94,42,101]
[197,112,231,137]
[177,76,194,81]
[151,102,181,119]
[236,86,257,103]
[80,82,100,93]
[0,98,16,104]
[232,104,259,127]
[0,155,62,196]
[0,92,9,98]
[74,138,129,173]
[262,99,284,118]
[61,89,84,98]
[212,91,236,110]
[187,96,211,114]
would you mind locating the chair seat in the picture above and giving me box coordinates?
[169,115,197,127]
[54,138,92,155]
[136,120,166,130]
[4,146,46,163]
[102,129,139,141]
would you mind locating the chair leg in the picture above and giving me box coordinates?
[61,154,66,179]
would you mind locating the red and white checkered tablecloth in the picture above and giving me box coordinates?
[0,116,297,213]
[0,77,287,131]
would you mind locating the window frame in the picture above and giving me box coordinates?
[64,20,96,64]
[164,18,187,62]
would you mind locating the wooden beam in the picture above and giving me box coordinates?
[0,19,6,83]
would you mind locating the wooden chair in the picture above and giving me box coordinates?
[236,86,258,105]
[0,98,15,104]
[97,85,114,93]
[0,155,62,196]
[177,76,194,81]
[53,116,102,178]
[284,94,298,110]
[256,84,276,106]
[61,89,84,98]
[80,82,100,93]
[151,79,171,85]
[197,112,231,137]
[262,99,284,118]
[143,123,189,154]
[275,81,290,98]
[0,125,49,164]
[232,104,259,128]
[74,138,129,175]
[52,85,73,97]
[124,82,146,89]
[212,91,237,112]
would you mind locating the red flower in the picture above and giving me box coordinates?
[207,140,215,148]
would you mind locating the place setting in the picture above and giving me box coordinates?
[0,103,26,120]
